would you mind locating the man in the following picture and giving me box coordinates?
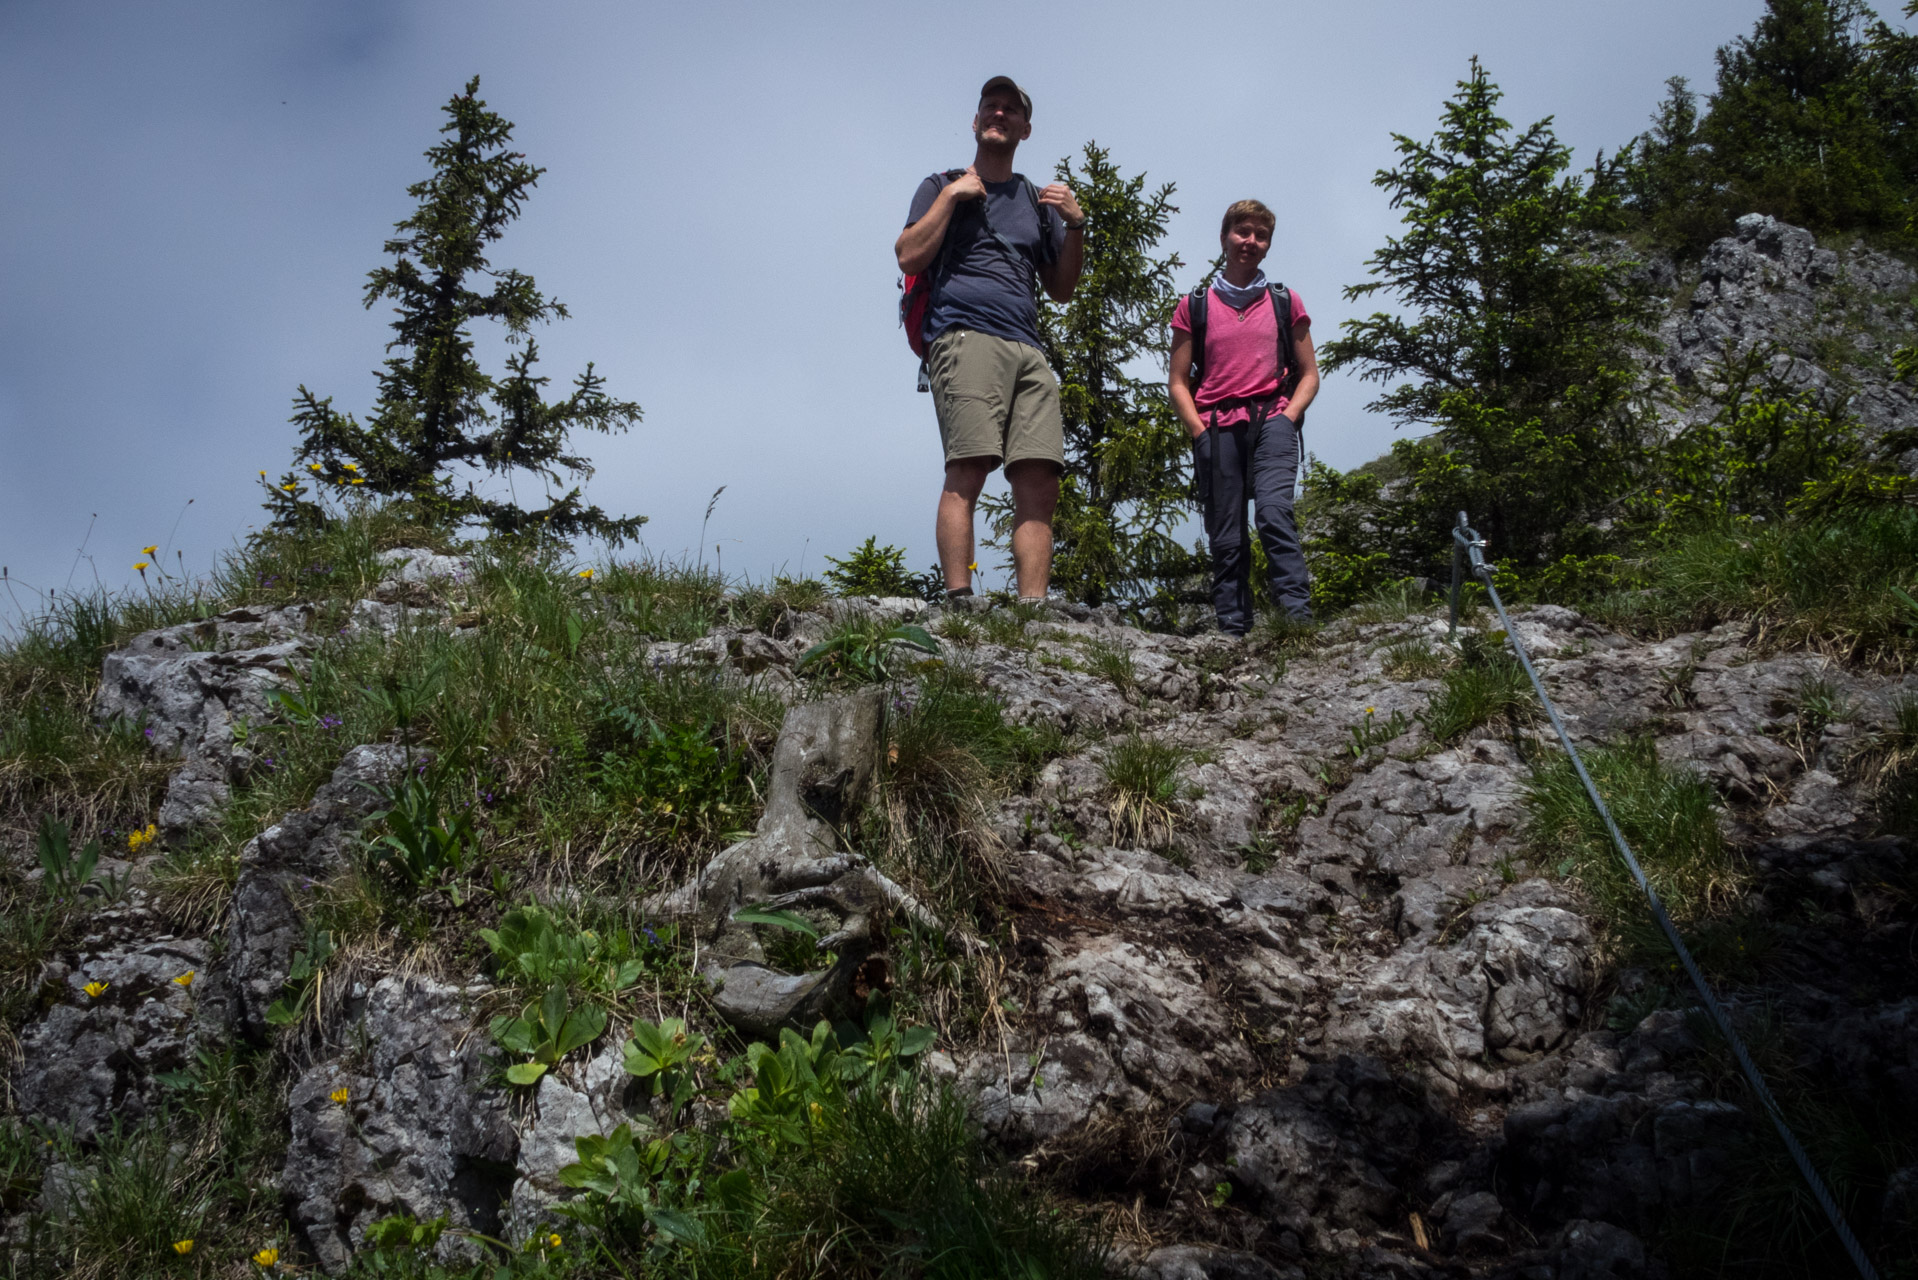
[1169,199,1321,633]
[895,76,1086,603]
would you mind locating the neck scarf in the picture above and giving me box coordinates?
[1212,270,1268,310]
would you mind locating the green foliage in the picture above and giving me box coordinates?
[1419,631,1536,741]
[1596,505,1918,660]
[592,711,754,847]
[1348,707,1411,757]
[479,905,645,1003]
[490,983,609,1085]
[797,620,940,684]
[1071,635,1139,696]
[365,773,476,897]
[543,1010,1082,1280]
[1605,1,1918,253]
[622,1016,708,1121]
[1649,347,1916,530]
[264,926,335,1027]
[1867,692,1918,837]
[1315,58,1659,584]
[1525,738,1739,944]
[6,1047,291,1279]
[271,77,645,545]
[992,142,1203,612]
[35,814,101,899]
[822,537,940,600]
[556,1120,713,1248]
[1381,637,1450,680]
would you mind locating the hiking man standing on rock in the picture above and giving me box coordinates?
[895,76,1085,604]
[1170,199,1320,633]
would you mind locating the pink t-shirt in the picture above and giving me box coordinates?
[1170,286,1310,429]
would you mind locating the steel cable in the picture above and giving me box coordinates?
[1447,512,1880,1280]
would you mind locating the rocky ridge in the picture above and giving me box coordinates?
[8,566,1915,1276]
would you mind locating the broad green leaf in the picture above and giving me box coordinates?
[647,1206,707,1246]
[506,1061,548,1085]
[557,1004,608,1056]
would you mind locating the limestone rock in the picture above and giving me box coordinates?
[226,744,408,1037]
[283,978,516,1274]
[14,937,226,1138]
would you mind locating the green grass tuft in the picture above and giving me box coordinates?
[1419,632,1535,741]
[1524,738,1741,948]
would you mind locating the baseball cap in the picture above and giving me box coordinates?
[979,76,1032,119]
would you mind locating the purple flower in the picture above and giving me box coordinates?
[143,727,154,739]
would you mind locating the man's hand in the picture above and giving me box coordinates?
[1037,182,1084,227]
[945,168,987,204]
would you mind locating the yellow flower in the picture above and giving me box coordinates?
[83,981,108,999]
[342,462,359,471]
[281,484,297,492]
[253,1247,279,1267]
[172,1240,194,1255]
[258,470,266,477]
[308,463,322,472]
[350,478,365,486]
[576,568,594,579]
[968,561,978,573]
[809,1101,823,1119]
[330,1086,349,1105]
[134,562,150,572]
[173,970,195,988]
[141,545,158,556]
[547,1233,562,1249]
[127,823,157,853]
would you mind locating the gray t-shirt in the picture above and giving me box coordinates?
[906,173,1065,351]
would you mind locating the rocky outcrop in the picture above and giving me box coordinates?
[226,743,408,1037]
[93,605,312,835]
[283,977,516,1273]
[1658,212,1918,442]
[14,936,227,1138]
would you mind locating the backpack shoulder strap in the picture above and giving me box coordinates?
[1187,285,1211,390]
[1269,282,1305,424]
[1016,175,1059,266]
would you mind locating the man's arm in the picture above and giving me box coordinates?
[1035,182,1085,302]
[1284,324,1320,419]
[1169,329,1207,438]
[895,171,986,275]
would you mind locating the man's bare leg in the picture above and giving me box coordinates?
[937,458,992,591]
[1006,459,1059,599]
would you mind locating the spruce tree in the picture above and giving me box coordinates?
[1314,59,1658,590]
[268,77,645,544]
[983,143,1198,612]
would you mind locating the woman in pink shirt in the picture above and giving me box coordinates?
[1169,199,1321,632]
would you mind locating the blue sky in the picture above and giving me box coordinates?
[0,0,1783,613]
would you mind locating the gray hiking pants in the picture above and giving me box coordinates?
[1191,411,1311,633]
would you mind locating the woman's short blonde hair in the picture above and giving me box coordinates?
[1221,199,1276,237]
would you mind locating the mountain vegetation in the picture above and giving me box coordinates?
[2,4,1917,1277]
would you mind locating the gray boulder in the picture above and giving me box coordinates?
[283,977,516,1273]
[226,744,408,1037]
[14,936,226,1138]
[93,605,312,835]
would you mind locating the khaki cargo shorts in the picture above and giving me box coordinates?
[926,329,1066,470]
